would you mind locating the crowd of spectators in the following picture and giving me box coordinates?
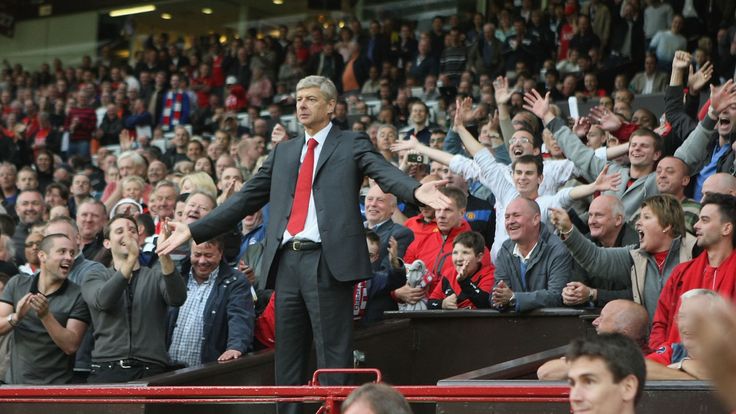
[0,0,735,388]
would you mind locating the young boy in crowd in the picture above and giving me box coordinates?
[428,231,494,310]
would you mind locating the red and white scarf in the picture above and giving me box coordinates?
[161,91,183,130]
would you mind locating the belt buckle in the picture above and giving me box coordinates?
[119,360,132,369]
[292,240,301,251]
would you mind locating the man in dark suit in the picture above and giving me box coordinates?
[158,76,447,413]
[363,184,414,265]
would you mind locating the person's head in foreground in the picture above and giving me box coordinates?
[341,383,413,414]
[567,333,646,414]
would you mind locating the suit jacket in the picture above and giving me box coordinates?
[190,125,420,284]
[629,71,668,94]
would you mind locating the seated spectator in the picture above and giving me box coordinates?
[428,231,494,310]
[538,299,650,380]
[629,53,668,94]
[0,234,89,384]
[551,194,697,322]
[354,230,407,324]
[650,194,736,350]
[646,289,720,380]
[363,184,414,264]
[566,333,646,414]
[82,215,186,383]
[396,186,490,305]
[166,236,254,366]
[563,195,639,308]
[491,197,571,312]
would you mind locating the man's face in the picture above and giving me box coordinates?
[717,101,736,137]
[17,171,38,191]
[508,130,536,161]
[568,357,634,414]
[24,232,43,265]
[376,127,397,151]
[147,161,167,184]
[16,192,44,225]
[364,186,395,225]
[219,167,243,191]
[190,242,222,280]
[70,175,90,197]
[655,157,688,196]
[187,142,202,161]
[0,166,16,189]
[429,162,450,180]
[296,87,335,131]
[45,188,65,208]
[588,197,621,241]
[215,156,235,180]
[76,202,106,240]
[39,236,76,280]
[591,301,621,334]
[504,198,539,242]
[435,197,465,234]
[155,186,178,220]
[183,193,214,224]
[627,134,660,169]
[631,109,655,129]
[117,157,138,178]
[512,162,542,196]
[104,217,139,257]
[693,204,729,248]
[409,103,428,126]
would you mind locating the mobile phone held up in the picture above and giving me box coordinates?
[407,153,427,164]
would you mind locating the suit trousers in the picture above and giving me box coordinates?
[274,246,354,414]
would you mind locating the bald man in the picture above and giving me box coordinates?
[538,300,649,380]
[701,173,736,201]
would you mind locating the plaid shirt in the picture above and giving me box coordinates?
[168,268,218,367]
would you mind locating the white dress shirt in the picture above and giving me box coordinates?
[282,122,333,244]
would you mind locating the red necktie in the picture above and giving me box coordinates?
[286,138,319,236]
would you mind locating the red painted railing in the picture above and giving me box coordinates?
[0,369,570,413]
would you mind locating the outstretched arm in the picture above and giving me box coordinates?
[568,165,622,200]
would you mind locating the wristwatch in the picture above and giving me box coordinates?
[7,313,18,327]
[508,294,517,309]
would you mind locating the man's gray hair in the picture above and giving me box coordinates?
[1,234,15,261]
[296,76,337,102]
[118,150,146,169]
[680,288,720,301]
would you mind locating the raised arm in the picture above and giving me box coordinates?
[568,165,622,200]
[493,76,515,148]
[523,90,607,182]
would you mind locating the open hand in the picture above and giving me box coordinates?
[522,89,551,122]
[589,106,622,131]
[688,61,714,94]
[414,179,451,210]
[156,219,192,256]
[493,76,513,105]
[594,164,622,192]
[390,135,422,153]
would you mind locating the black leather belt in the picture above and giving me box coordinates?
[283,239,322,251]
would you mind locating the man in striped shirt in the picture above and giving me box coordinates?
[64,90,97,159]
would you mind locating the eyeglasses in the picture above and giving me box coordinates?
[509,137,531,145]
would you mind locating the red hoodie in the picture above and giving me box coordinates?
[403,220,492,294]
[649,249,736,350]
[428,263,495,309]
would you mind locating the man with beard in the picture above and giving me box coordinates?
[12,190,44,265]
[0,234,89,384]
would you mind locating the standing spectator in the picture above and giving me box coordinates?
[468,23,505,78]
[160,74,191,132]
[439,28,467,86]
[97,104,123,146]
[307,42,344,92]
[82,215,186,383]
[246,67,273,109]
[64,90,97,159]
[166,236,254,366]
[643,0,674,42]
[583,0,612,51]
[0,233,89,384]
[147,71,168,126]
[570,15,601,56]
[363,20,390,68]
[428,16,446,60]
[0,162,18,215]
[408,37,439,84]
[649,15,687,68]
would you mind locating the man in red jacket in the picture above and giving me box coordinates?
[394,185,491,305]
[650,193,736,350]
